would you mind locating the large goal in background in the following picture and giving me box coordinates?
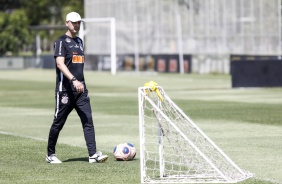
[138,81,253,183]
[79,18,117,75]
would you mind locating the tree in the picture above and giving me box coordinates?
[0,9,31,55]
[0,0,84,56]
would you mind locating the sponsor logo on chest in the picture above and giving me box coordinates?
[72,55,84,63]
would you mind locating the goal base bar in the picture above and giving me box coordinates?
[143,174,253,183]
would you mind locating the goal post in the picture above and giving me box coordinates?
[79,18,116,75]
[138,81,253,183]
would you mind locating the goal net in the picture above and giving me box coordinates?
[138,81,253,183]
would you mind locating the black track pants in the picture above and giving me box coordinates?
[47,90,96,157]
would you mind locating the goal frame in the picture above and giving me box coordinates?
[79,17,117,75]
[138,84,253,183]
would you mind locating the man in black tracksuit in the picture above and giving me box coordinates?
[46,12,108,164]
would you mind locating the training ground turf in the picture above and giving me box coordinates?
[0,69,281,184]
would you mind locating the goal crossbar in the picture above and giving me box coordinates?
[138,82,253,183]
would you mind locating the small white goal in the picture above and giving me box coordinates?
[138,81,253,183]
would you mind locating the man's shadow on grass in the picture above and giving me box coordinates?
[63,157,88,162]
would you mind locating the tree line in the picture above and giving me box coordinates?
[0,0,84,56]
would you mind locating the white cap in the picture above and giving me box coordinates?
[66,12,82,22]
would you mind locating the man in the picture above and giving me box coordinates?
[46,12,108,164]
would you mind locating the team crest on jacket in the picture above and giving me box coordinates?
[61,94,69,104]
[65,38,71,43]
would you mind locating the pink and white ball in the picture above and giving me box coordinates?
[113,143,136,161]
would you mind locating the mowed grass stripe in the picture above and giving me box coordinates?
[0,105,139,153]
[169,88,282,104]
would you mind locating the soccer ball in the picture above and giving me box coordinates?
[113,143,136,161]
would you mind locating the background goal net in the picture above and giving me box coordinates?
[138,81,253,183]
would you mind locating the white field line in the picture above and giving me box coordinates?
[0,131,47,142]
[0,131,111,153]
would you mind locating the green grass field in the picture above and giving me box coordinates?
[0,69,281,184]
